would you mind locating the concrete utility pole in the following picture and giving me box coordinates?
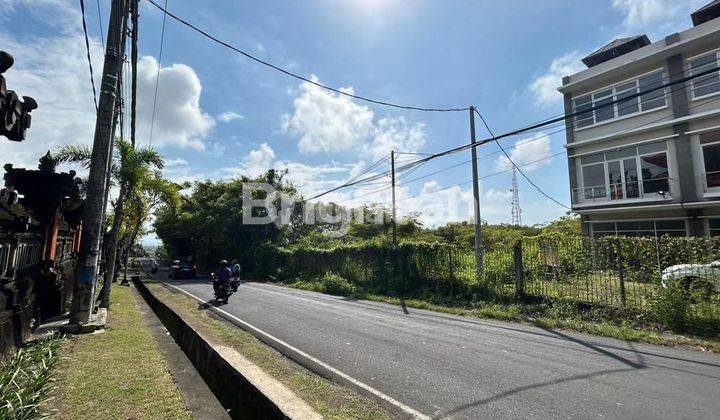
[130,0,138,146]
[469,106,483,274]
[390,151,398,249]
[71,0,128,324]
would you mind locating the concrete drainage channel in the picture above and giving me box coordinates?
[132,276,321,420]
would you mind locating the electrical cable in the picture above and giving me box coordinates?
[143,0,469,113]
[95,0,105,47]
[148,0,169,146]
[474,107,570,209]
[79,0,99,111]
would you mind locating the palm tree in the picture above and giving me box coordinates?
[56,139,163,308]
[118,172,181,283]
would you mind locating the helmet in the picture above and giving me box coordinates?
[220,259,228,267]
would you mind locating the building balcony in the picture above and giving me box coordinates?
[572,177,672,207]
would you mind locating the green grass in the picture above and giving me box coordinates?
[1,334,61,419]
[145,282,391,420]
[283,281,720,353]
[45,285,191,420]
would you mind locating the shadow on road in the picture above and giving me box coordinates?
[432,367,636,419]
[537,326,646,369]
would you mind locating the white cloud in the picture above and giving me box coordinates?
[222,143,350,197]
[217,111,244,122]
[164,158,189,167]
[135,56,215,150]
[256,43,266,52]
[528,52,585,107]
[613,0,671,28]
[243,142,276,176]
[0,4,101,169]
[611,0,706,39]
[495,132,553,172]
[282,76,426,158]
[0,1,214,173]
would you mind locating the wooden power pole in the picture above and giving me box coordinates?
[469,106,483,275]
[71,0,128,324]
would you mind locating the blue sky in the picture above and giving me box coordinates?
[0,0,708,232]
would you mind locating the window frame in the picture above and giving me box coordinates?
[700,137,720,192]
[578,141,670,202]
[688,50,720,101]
[590,219,687,238]
[571,68,668,131]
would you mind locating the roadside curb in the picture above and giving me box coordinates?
[155,281,429,420]
[132,276,321,420]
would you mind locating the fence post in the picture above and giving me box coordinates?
[616,241,627,307]
[514,240,524,299]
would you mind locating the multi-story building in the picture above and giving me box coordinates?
[559,1,720,238]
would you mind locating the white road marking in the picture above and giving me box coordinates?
[159,279,430,419]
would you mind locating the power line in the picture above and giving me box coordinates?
[474,107,570,209]
[149,0,169,146]
[143,0,469,113]
[315,88,720,208]
[79,0,99,111]
[95,0,105,47]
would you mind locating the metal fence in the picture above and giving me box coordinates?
[480,236,720,318]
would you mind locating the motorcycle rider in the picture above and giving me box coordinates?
[214,260,232,294]
[230,259,242,291]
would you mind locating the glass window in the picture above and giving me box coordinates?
[605,147,635,160]
[637,141,666,155]
[580,153,603,165]
[709,218,720,237]
[616,85,640,116]
[582,163,606,199]
[594,96,615,123]
[702,143,720,188]
[571,70,666,129]
[623,158,640,198]
[607,161,624,199]
[573,95,593,128]
[690,53,720,98]
[640,153,669,194]
[656,220,686,230]
[638,72,666,111]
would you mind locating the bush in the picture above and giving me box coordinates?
[651,285,691,332]
[318,272,357,297]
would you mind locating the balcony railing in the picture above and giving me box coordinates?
[572,177,672,205]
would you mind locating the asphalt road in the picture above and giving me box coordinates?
[144,261,720,419]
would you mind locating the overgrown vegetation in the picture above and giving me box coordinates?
[153,172,718,341]
[0,334,62,420]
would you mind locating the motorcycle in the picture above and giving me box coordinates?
[211,272,233,304]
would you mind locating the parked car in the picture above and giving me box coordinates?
[661,261,720,292]
[168,260,197,279]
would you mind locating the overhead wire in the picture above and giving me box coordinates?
[143,0,469,113]
[148,0,169,146]
[474,107,571,209]
[79,0,99,111]
[304,64,720,203]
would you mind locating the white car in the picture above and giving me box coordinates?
[661,261,720,290]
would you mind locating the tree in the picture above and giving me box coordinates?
[56,139,163,307]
